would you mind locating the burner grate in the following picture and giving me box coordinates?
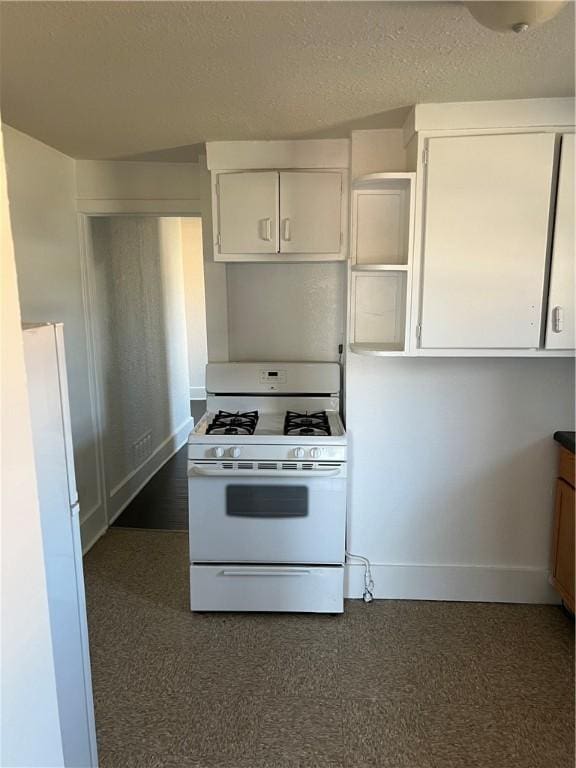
[206,410,259,436]
[284,410,331,437]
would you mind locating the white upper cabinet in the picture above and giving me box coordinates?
[279,171,342,254]
[213,167,346,261]
[546,134,575,350]
[419,133,557,349]
[217,171,279,254]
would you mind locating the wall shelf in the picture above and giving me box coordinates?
[351,175,414,267]
[350,342,405,356]
[352,264,409,272]
[348,172,416,355]
[353,172,416,188]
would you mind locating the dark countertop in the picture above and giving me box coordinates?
[554,431,575,454]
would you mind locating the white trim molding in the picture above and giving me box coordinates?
[344,563,560,604]
[80,504,108,555]
[206,139,350,170]
[77,199,202,216]
[403,97,575,144]
[78,213,108,551]
[106,417,193,525]
[78,209,195,549]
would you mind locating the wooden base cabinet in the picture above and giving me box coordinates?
[551,447,575,612]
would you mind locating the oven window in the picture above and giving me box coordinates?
[226,485,308,518]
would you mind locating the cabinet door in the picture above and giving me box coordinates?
[546,134,575,350]
[279,171,342,254]
[420,133,556,349]
[217,171,279,254]
[552,478,575,611]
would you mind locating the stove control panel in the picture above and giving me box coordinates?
[212,447,327,459]
[259,368,287,391]
[193,444,347,462]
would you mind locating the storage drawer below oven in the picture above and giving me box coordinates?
[189,564,344,613]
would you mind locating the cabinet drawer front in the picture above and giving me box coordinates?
[420,132,556,349]
[190,565,344,613]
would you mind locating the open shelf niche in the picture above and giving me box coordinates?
[348,172,416,355]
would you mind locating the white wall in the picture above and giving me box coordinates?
[227,262,346,362]
[345,129,575,602]
[1,125,64,767]
[76,157,229,364]
[5,140,223,550]
[181,217,208,398]
[3,126,105,550]
[88,216,192,522]
[351,128,407,178]
[76,159,205,202]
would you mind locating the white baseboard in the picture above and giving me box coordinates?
[107,417,193,525]
[344,562,560,604]
[190,387,206,400]
[80,504,107,555]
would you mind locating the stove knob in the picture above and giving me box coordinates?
[294,448,305,459]
[229,447,241,459]
[310,448,322,459]
[213,447,224,458]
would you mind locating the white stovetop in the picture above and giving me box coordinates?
[189,409,345,445]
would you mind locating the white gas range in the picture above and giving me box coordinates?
[188,362,347,613]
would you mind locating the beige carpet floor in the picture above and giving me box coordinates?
[84,529,575,768]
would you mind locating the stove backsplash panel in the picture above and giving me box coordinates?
[225,262,346,362]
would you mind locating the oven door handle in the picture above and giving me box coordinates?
[188,465,343,478]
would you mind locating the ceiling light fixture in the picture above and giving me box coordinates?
[464,1,569,33]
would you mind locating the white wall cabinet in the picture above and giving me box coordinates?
[217,171,279,255]
[545,134,575,350]
[213,170,346,261]
[279,171,342,254]
[419,133,557,350]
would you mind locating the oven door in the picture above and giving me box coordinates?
[188,463,346,564]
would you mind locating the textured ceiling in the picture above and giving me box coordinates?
[0,1,574,160]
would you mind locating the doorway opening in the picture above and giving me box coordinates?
[83,214,206,531]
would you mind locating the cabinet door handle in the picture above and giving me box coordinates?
[282,218,291,242]
[259,218,272,241]
[552,306,564,333]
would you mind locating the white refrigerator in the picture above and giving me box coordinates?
[23,323,98,768]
